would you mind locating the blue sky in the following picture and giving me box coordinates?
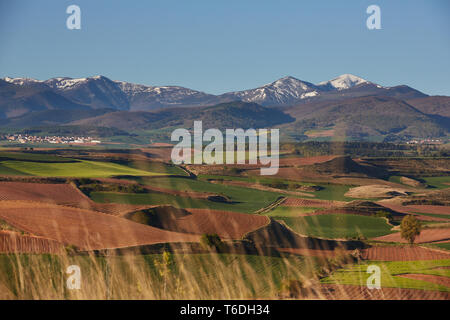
[0,0,449,95]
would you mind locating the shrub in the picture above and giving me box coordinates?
[200,234,224,252]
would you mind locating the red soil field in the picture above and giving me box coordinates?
[314,284,450,300]
[140,147,173,161]
[282,198,345,208]
[0,231,63,254]
[160,209,270,240]
[0,181,148,216]
[0,201,200,250]
[264,167,307,180]
[149,143,173,147]
[379,203,450,216]
[277,247,345,258]
[361,246,450,261]
[374,228,450,244]
[397,274,450,288]
[0,182,86,204]
[278,155,339,167]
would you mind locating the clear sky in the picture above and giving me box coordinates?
[0,0,449,95]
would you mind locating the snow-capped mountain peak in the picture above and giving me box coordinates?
[220,76,319,105]
[44,75,110,90]
[318,74,370,90]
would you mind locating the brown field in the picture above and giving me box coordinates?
[305,129,336,138]
[345,185,410,199]
[314,284,450,300]
[374,228,450,244]
[0,181,87,204]
[397,274,450,288]
[379,203,450,216]
[0,201,200,250]
[277,247,345,258]
[259,167,308,180]
[140,147,174,161]
[0,181,148,216]
[147,208,270,240]
[278,155,339,167]
[149,143,173,147]
[0,231,63,254]
[282,198,345,208]
[361,246,450,261]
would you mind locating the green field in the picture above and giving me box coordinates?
[312,184,355,201]
[421,176,450,189]
[199,174,356,201]
[121,160,188,176]
[121,176,282,212]
[0,160,163,178]
[321,260,450,292]
[275,214,393,239]
[431,242,450,251]
[412,211,450,221]
[91,190,278,213]
[0,152,74,162]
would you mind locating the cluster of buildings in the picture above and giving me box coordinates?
[406,138,443,145]
[2,134,101,145]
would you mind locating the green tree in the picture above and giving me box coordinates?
[400,215,422,245]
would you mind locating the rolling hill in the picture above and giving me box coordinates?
[283,96,448,139]
[70,101,295,131]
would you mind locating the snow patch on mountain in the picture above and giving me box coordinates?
[318,74,369,90]
[3,77,43,85]
[221,76,320,105]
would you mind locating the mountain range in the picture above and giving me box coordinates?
[0,74,448,141]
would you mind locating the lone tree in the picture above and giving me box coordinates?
[400,215,422,245]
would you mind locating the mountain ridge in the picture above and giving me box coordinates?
[1,74,429,112]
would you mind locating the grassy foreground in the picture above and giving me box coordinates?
[0,253,318,299]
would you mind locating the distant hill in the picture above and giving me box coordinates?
[71,101,295,131]
[284,96,448,139]
[406,96,450,118]
[309,156,389,179]
[0,108,114,128]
